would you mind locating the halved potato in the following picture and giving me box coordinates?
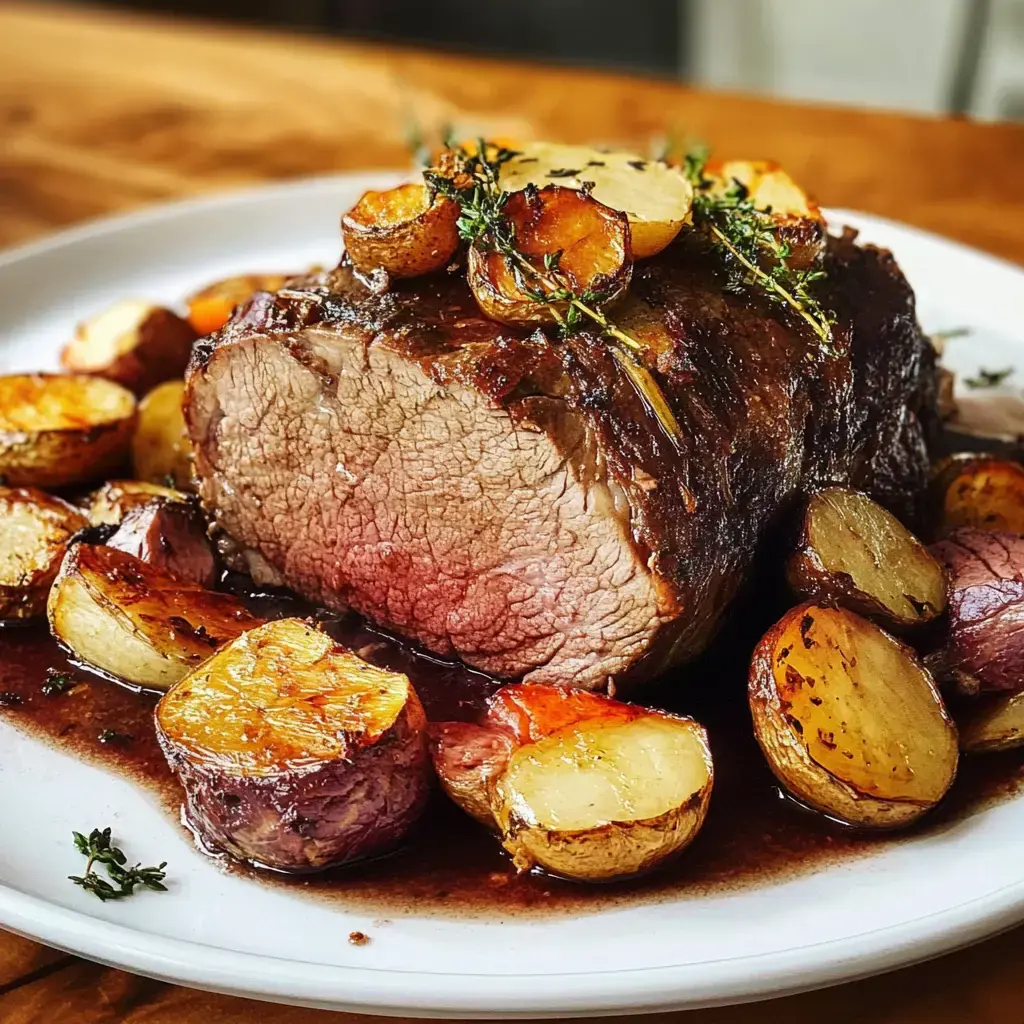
[156,618,431,871]
[131,380,192,489]
[186,273,292,336]
[342,183,460,279]
[432,683,713,882]
[787,487,947,627]
[108,497,216,587]
[749,603,958,829]
[0,374,136,488]
[959,691,1024,753]
[930,455,1024,538]
[467,185,631,327]
[497,142,694,258]
[61,300,198,397]
[0,488,87,621]
[87,479,188,526]
[48,543,261,690]
[700,159,825,269]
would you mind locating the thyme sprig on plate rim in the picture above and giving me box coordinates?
[423,139,682,448]
[683,144,835,351]
[70,827,168,902]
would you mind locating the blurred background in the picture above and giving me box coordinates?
[86,0,1023,121]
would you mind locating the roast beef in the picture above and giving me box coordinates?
[184,228,937,690]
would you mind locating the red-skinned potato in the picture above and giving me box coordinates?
[0,488,87,622]
[787,488,946,627]
[0,374,136,488]
[929,455,1024,538]
[342,183,460,279]
[156,618,431,872]
[61,300,198,397]
[931,528,1024,694]
[749,603,958,829]
[187,273,292,336]
[432,684,713,882]
[467,185,632,327]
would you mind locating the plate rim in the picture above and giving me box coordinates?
[1,174,1023,1017]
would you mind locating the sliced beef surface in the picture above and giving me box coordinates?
[185,230,936,690]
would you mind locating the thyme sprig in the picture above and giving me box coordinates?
[70,827,168,902]
[424,140,682,446]
[684,145,835,350]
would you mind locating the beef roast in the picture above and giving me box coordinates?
[184,229,937,690]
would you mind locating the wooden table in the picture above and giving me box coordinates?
[2,3,1024,1021]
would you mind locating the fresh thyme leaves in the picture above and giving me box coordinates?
[931,327,972,342]
[70,827,168,902]
[684,145,834,350]
[965,366,1013,389]
[425,140,682,447]
[42,669,74,696]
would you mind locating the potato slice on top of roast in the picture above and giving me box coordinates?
[0,374,136,489]
[749,603,958,829]
[432,684,713,882]
[0,488,87,622]
[156,618,431,872]
[787,487,946,627]
[48,543,260,691]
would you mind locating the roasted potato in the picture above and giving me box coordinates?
[0,488,87,622]
[107,497,216,587]
[749,603,958,829]
[342,183,460,279]
[131,380,192,489]
[930,455,1024,538]
[186,273,292,336]
[0,374,136,488]
[959,691,1024,753]
[87,479,188,526]
[497,142,694,258]
[61,300,198,397]
[432,684,713,882]
[467,185,631,327]
[48,543,261,690]
[787,488,946,627]
[156,618,431,871]
[931,528,1024,694]
[700,159,825,270]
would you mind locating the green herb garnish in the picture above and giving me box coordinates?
[424,140,683,447]
[42,669,74,696]
[965,367,1013,389]
[70,827,168,902]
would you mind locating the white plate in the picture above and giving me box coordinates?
[0,174,1022,1019]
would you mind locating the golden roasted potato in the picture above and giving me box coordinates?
[156,618,431,871]
[0,374,136,488]
[132,380,192,489]
[959,691,1024,753]
[497,142,694,258]
[701,159,825,270]
[749,603,958,829]
[186,273,292,336]
[432,684,713,882]
[0,488,87,621]
[87,479,188,526]
[48,543,261,690]
[787,488,947,627]
[930,455,1024,538]
[61,300,198,397]
[467,185,631,327]
[342,183,460,279]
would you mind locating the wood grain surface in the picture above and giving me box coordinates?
[2,3,1024,1022]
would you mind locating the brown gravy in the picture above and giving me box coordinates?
[2,594,1022,920]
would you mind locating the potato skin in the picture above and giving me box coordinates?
[786,488,946,627]
[959,691,1024,753]
[749,602,957,829]
[0,488,87,621]
[931,528,1024,693]
[87,479,188,526]
[429,720,514,827]
[62,303,198,397]
[342,183,460,279]
[0,374,136,488]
